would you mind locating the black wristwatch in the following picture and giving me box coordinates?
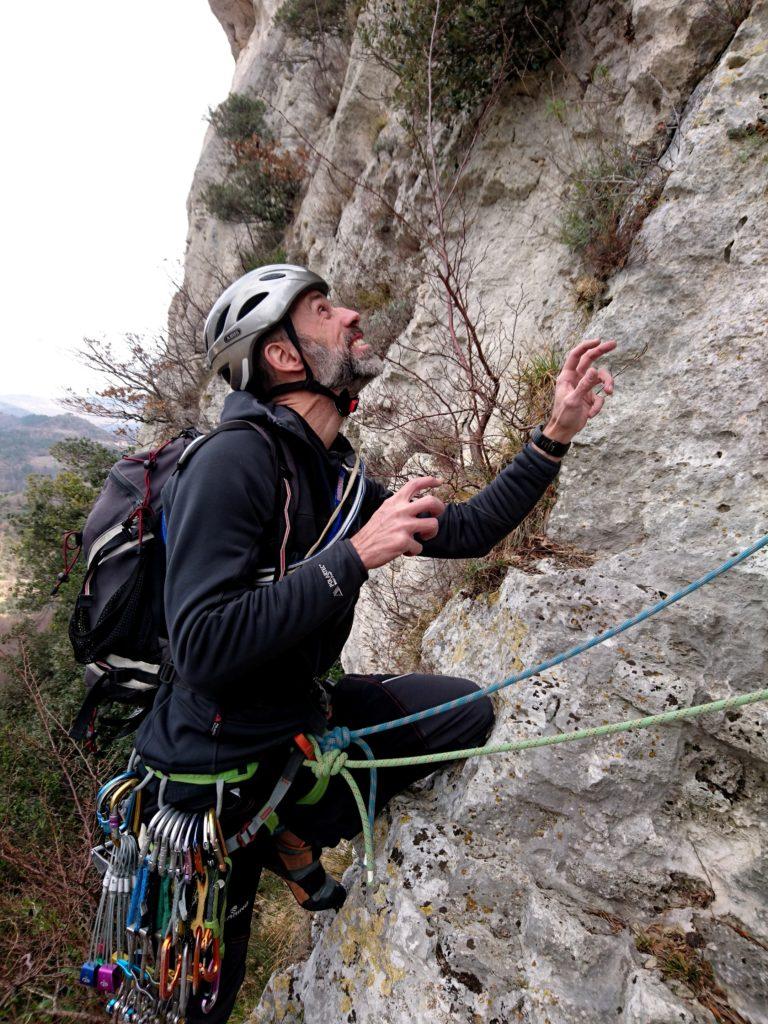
[531,424,571,458]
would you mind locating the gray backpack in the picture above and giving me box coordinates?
[67,421,294,749]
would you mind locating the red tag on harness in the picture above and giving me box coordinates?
[293,733,315,760]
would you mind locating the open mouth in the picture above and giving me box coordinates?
[347,330,369,352]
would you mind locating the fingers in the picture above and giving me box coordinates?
[588,394,605,418]
[408,494,445,519]
[596,367,614,395]
[574,367,600,397]
[575,339,617,377]
[561,337,602,374]
[399,476,444,502]
[412,516,440,542]
[403,539,424,557]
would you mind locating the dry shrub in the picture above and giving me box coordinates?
[0,638,109,1023]
[357,341,569,666]
[558,149,662,281]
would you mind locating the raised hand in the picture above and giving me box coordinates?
[544,338,616,444]
[350,476,445,570]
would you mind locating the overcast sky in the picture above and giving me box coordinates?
[0,2,234,400]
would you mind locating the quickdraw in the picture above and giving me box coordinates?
[81,761,232,1023]
[82,737,316,1022]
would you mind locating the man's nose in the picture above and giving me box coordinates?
[337,306,360,327]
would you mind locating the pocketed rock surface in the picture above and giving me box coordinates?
[178,1,768,1021]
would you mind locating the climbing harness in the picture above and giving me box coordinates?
[306,532,768,883]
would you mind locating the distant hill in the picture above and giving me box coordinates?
[0,411,119,493]
[0,395,69,418]
[0,393,120,429]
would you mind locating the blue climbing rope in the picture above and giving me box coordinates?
[320,531,768,751]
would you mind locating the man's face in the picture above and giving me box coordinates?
[288,289,384,393]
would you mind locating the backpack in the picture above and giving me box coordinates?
[66,421,296,750]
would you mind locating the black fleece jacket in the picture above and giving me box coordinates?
[134,390,559,774]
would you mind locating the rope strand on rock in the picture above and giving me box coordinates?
[310,531,768,882]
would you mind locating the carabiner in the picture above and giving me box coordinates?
[206,808,227,872]
[107,776,139,845]
[199,932,220,983]
[191,926,203,993]
[201,948,221,1014]
[158,935,181,1000]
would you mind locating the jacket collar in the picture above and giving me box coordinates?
[219,390,355,463]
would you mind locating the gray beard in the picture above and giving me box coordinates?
[298,334,384,394]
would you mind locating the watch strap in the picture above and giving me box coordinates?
[531,424,570,458]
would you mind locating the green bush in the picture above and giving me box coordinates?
[275,0,360,41]
[208,93,270,144]
[0,438,120,1019]
[362,0,564,122]
[203,162,301,226]
[558,150,652,279]
[203,93,306,227]
[239,240,289,273]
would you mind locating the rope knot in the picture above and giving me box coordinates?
[307,746,349,780]
[320,726,352,752]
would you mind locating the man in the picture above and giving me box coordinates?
[134,264,614,1021]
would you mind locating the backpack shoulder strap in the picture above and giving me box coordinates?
[175,419,270,470]
[174,418,298,581]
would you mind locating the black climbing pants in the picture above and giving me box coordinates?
[158,672,493,1024]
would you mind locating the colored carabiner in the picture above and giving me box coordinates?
[191,926,204,993]
[199,932,220,983]
[200,944,221,1013]
[206,808,227,872]
[158,935,181,999]
[108,777,138,845]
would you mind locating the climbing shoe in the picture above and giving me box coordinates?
[263,828,346,911]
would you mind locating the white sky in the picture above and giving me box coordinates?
[0,1,234,399]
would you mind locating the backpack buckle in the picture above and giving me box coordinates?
[158,661,176,685]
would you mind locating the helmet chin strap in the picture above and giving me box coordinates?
[263,316,359,417]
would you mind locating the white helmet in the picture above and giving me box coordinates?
[204,264,329,392]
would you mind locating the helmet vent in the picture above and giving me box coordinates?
[237,292,269,320]
[259,272,286,281]
[214,305,231,341]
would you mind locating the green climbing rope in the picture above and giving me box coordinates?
[309,687,768,882]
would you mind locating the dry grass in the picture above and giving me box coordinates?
[634,925,750,1024]
[457,535,596,600]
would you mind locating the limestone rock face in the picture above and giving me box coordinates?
[208,0,256,57]
[177,0,768,1020]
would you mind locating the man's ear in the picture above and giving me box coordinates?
[262,334,304,377]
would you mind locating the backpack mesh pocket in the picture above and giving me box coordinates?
[69,544,158,664]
